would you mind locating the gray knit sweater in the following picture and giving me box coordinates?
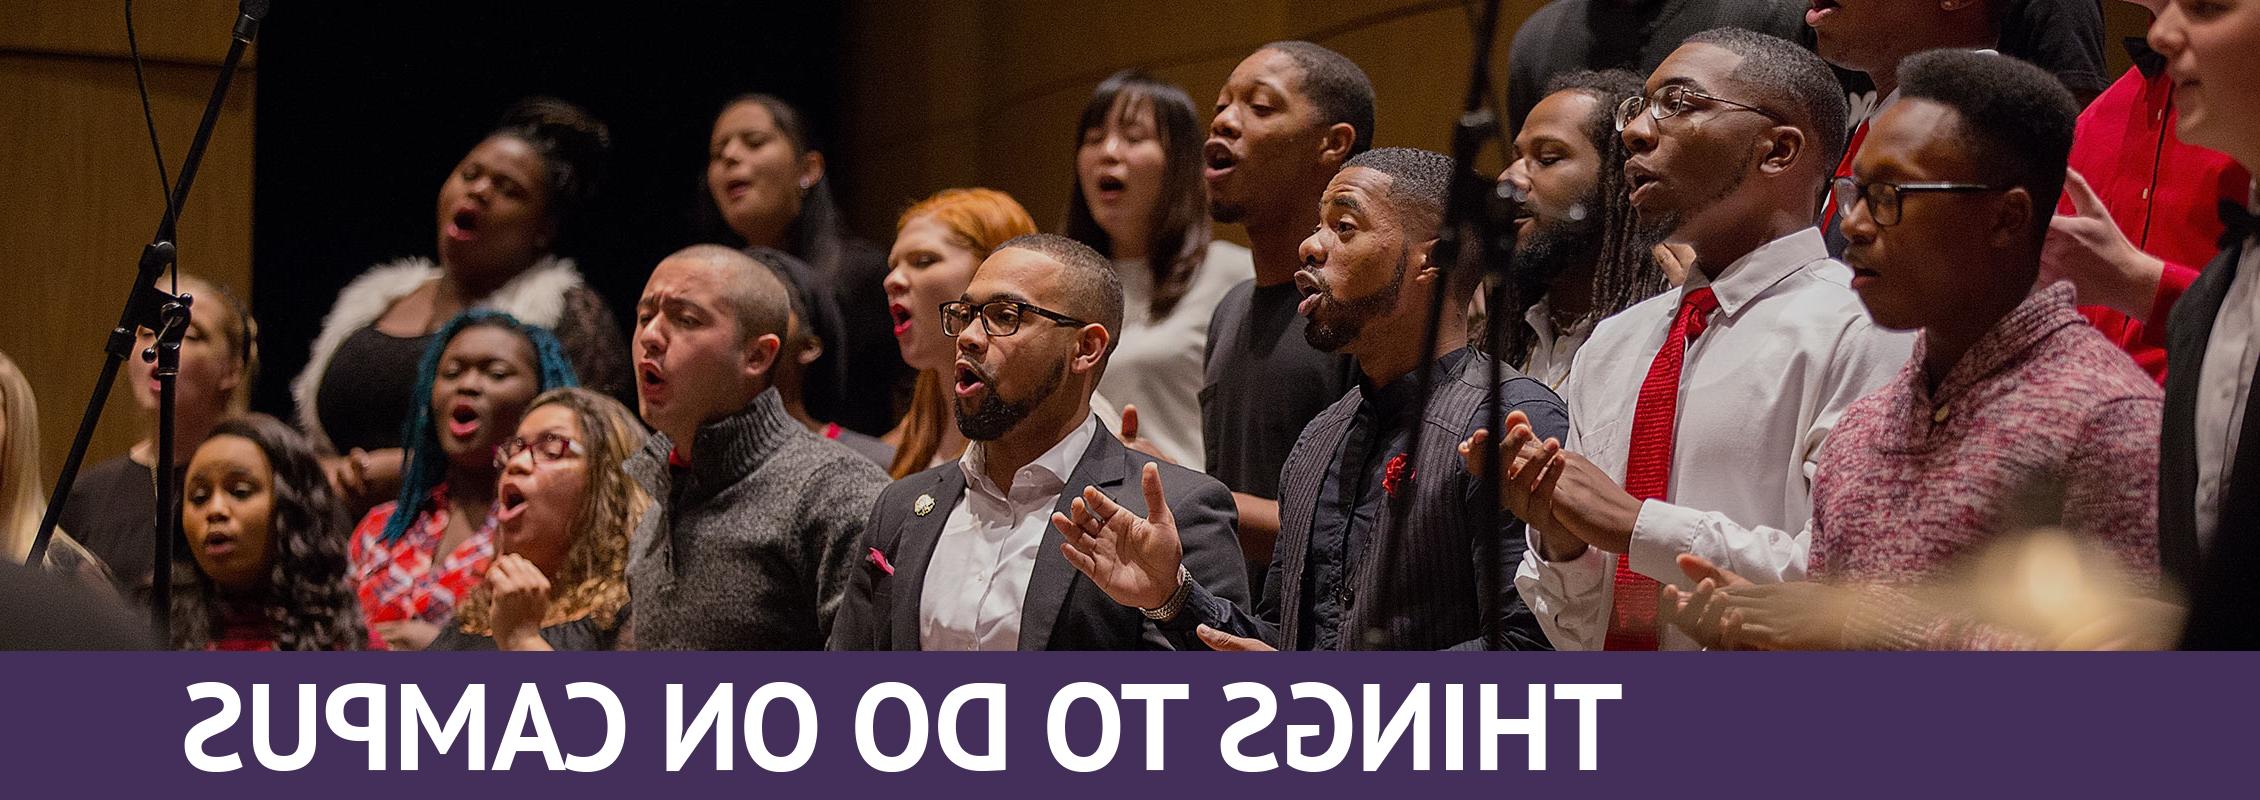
[626,389,888,650]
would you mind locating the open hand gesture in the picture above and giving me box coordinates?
[1053,462,1183,610]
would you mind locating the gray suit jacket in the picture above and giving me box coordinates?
[827,421,1252,650]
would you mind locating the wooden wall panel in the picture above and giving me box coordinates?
[0,1,255,486]
[838,1,2149,248]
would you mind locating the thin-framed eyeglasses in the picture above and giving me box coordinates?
[1830,176,2009,226]
[938,299,1088,337]
[494,432,584,470]
[1615,84,1788,132]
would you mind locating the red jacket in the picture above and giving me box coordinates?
[2065,55,2251,383]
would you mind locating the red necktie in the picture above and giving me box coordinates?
[1819,119,1870,229]
[1604,286,1720,650]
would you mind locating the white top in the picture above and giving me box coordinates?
[919,416,1099,651]
[1514,228,1914,650]
[1521,298,1596,390]
[2195,216,2260,556]
[1093,239,1254,470]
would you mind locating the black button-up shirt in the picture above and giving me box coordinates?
[1299,348,1470,650]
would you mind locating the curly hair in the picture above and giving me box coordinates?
[164,414,363,650]
[381,310,580,546]
[450,388,643,636]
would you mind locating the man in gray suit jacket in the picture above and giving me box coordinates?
[828,234,1251,651]
[1057,148,1568,650]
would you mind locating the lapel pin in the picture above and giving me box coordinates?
[914,493,936,517]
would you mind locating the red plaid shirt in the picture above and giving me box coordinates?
[348,484,495,649]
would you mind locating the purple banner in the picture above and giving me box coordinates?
[0,653,2240,797]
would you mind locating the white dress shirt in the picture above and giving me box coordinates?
[1521,298,1596,391]
[1092,240,1254,470]
[2194,226,2260,556]
[919,416,1100,651]
[1514,228,1914,650]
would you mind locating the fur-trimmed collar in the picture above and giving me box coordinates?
[292,256,585,452]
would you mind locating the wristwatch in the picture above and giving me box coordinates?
[1140,565,1194,621]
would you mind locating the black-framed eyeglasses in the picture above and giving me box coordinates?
[1830,176,2009,227]
[1614,84,1787,132]
[494,432,584,469]
[938,300,1088,337]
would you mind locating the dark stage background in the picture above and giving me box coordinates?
[247,0,845,418]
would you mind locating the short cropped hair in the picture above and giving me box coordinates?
[665,244,791,343]
[1260,41,1377,155]
[1897,49,2079,239]
[993,233,1124,347]
[1684,28,1849,175]
[1344,147,1453,236]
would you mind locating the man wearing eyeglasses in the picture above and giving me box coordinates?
[828,234,1250,650]
[624,245,890,650]
[1495,29,1912,651]
[1806,0,2014,256]
[1517,51,2162,649]
[1052,149,1569,651]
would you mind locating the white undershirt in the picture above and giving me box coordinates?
[918,416,1098,651]
[2194,202,2260,554]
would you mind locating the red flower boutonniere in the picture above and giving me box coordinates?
[1383,453,1414,500]
[867,547,895,576]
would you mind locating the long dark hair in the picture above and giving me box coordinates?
[1062,70,1212,321]
[695,93,852,278]
[1499,70,1667,368]
[164,414,363,650]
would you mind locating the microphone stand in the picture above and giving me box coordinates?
[1398,0,1521,650]
[27,1,269,641]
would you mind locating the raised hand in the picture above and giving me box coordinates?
[1053,462,1183,610]
[2043,168,2165,319]
[1119,404,1175,463]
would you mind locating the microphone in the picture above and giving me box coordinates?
[233,0,271,44]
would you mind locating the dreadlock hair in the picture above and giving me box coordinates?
[1063,70,1215,322]
[1497,70,1668,371]
[163,414,363,650]
[380,310,579,545]
[450,388,643,638]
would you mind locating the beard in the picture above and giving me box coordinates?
[1513,185,1606,295]
[1303,247,1408,353]
[954,361,1066,441]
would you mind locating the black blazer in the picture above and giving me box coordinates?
[827,421,1252,650]
[2163,240,2260,649]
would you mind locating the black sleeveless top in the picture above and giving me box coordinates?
[316,325,434,453]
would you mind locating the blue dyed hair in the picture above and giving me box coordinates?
[379,310,579,544]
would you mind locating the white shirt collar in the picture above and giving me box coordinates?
[960,414,1101,499]
[1680,227,1832,318]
